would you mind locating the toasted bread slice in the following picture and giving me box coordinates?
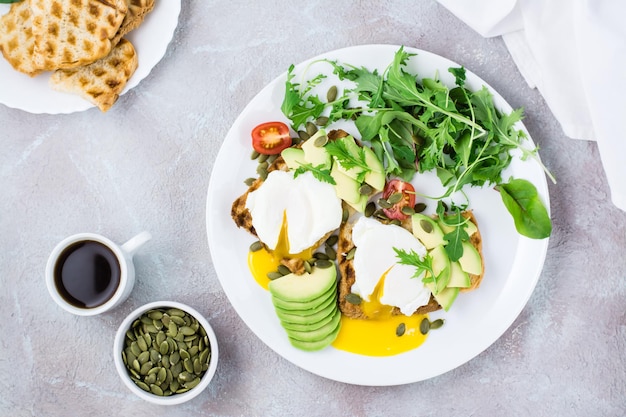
[30,0,127,71]
[337,210,484,319]
[0,1,41,76]
[111,0,154,47]
[49,38,137,112]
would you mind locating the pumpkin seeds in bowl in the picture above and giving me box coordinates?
[113,301,219,405]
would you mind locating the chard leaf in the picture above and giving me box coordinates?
[498,179,551,239]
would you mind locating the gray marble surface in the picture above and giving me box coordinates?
[1,1,625,416]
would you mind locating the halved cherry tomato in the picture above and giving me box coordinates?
[251,122,292,155]
[382,179,416,221]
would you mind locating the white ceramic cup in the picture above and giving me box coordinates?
[45,231,152,316]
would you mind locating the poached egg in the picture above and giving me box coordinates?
[332,216,433,356]
[245,170,343,288]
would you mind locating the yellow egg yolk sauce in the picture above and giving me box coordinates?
[247,214,313,290]
[332,271,429,356]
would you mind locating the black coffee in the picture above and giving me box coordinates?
[54,240,121,308]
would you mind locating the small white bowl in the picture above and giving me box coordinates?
[113,301,219,405]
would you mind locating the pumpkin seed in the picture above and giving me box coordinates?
[199,348,210,365]
[258,153,269,163]
[277,264,291,276]
[324,245,336,260]
[170,315,186,326]
[390,219,401,226]
[125,330,136,341]
[315,259,333,269]
[148,310,163,320]
[365,202,376,217]
[419,318,430,335]
[167,322,178,337]
[414,202,427,213]
[137,337,148,352]
[303,260,312,274]
[298,130,310,141]
[326,234,338,247]
[420,219,433,233]
[150,384,164,396]
[327,85,338,102]
[183,358,193,374]
[179,326,196,336]
[305,121,317,136]
[345,247,356,260]
[244,177,256,186]
[188,346,199,357]
[345,293,362,305]
[315,116,329,126]
[150,349,161,364]
[267,154,278,164]
[430,318,444,329]
[185,377,201,389]
[180,349,190,361]
[377,198,393,209]
[157,367,167,384]
[342,208,349,223]
[160,341,169,355]
[313,134,328,147]
[314,251,329,261]
[161,314,171,327]
[135,380,150,392]
[359,184,373,195]
[267,271,283,280]
[401,206,415,216]
[396,323,406,337]
[132,359,141,373]
[250,150,260,160]
[388,192,403,204]
[140,361,153,375]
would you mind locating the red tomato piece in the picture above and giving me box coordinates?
[251,122,292,155]
[382,179,416,221]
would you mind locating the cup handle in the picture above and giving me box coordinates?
[121,231,152,257]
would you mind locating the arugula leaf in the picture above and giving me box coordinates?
[324,138,369,173]
[293,163,336,185]
[498,179,552,238]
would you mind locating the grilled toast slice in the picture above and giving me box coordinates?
[337,210,484,319]
[111,0,155,47]
[0,0,41,76]
[49,37,137,112]
[30,0,128,71]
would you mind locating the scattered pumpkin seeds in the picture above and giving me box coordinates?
[313,134,328,147]
[277,264,291,276]
[364,202,376,217]
[430,318,445,329]
[249,241,263,252]
[345,247,356,261]
[388,192,403,204]
[345,293,362,305]
[250,150,260,160]
[121,307,212,397]
[419,318,430,335]
[401,206,415,216]
[315,259,333,269]
[315,116,329,126]
[325,234,338,247]
[414,202,427,213]
[326,85,338,102]
[305,121,317,136]
[359,184,373,195]
[298,130,311,141]
[377,198,393,209]
[420,219,433,233]
[396,323,406,337]
[267,271,283,280]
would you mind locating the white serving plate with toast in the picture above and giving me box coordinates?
[0,0,181,114]
[206,44,550,386]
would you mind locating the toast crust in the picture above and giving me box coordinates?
[337,210,484,319]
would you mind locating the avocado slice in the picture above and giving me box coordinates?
[280,307,338,332]
[288,319,341,351]
[427,245,451,293]
[447,261,471,288]
[458,241,482,275]
[362,146,385,191]
[273,289,336,317]
[432,286,459,312]
[275,298,337,325]
[301,129,332,169]
[268,266,336,302]
[412,213,446,249]
[281,147,305,171]
[330,163,363,206]
[285,309,341,343]
[271,284,336,311]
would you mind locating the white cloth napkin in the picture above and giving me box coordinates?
[437,0,626,212]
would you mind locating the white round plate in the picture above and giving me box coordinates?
[0,0,181,114]
[206,44,550,386]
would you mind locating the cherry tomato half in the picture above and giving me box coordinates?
[382,179,416,221]
[251,122,292,155]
